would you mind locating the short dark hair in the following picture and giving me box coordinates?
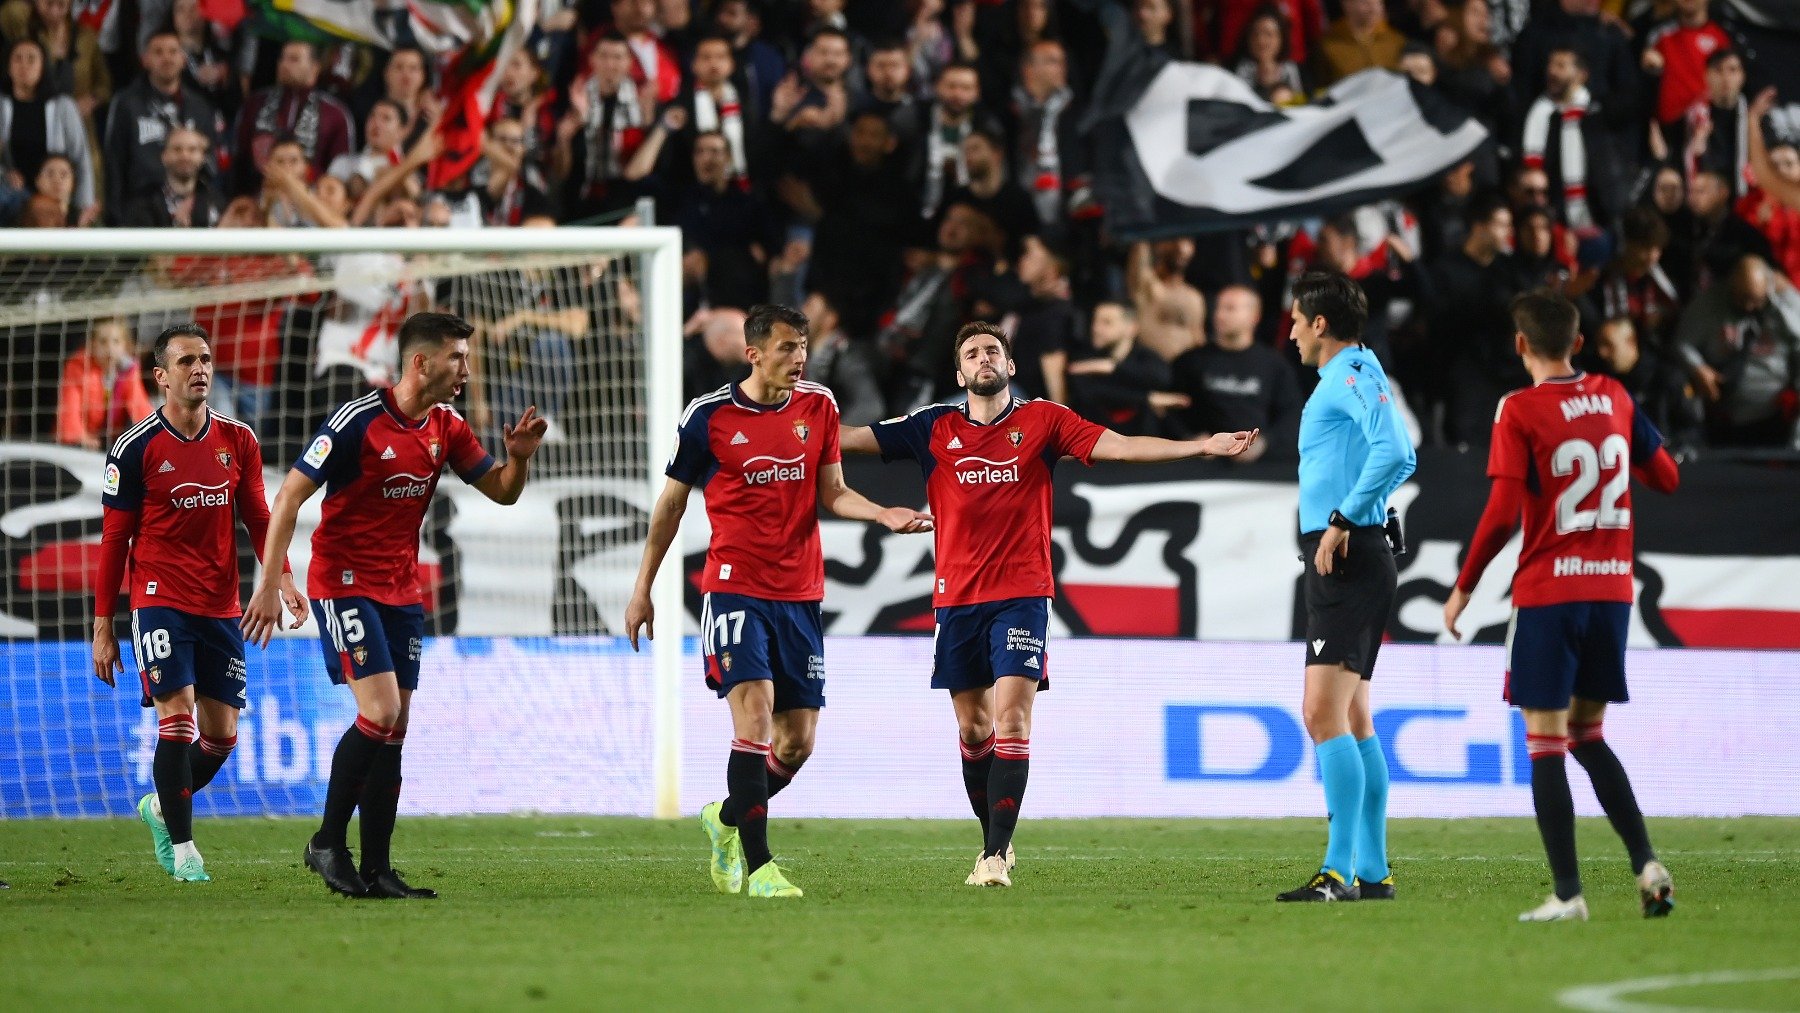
[1511,289,1580,359]
[806,26,850,49]
[282,39,322,62]
[397,312,474,364]
[1620,206,1669,250]
[1292,271,1368,344]
[371,97,411,127]
[953,321,1012,361]
[1705,46,1741,71]
[153,323,209,367]
[935,60,979,85]
[869,37,908,56]
[1548,44,1588,73]
[744,304,809,346]
[1465,189,1510,230]
[388,42,430,67]
[1692,167,1733,191]
[143,27,181,51]
[693,33,734,54]
[966,125,1005,151]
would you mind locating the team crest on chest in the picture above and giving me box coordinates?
[1006,427,1024,448]
[215,448,231,468]
[429,438,442,459]
[792,419,810,443]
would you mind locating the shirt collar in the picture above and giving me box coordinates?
[156,406,212,443]
[380,388,430,429]
[730,383,790,413]
[959,397,1021,426]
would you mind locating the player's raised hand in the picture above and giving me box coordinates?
[240,582,284,649]
[876,506,934,534]
[1314,524,1349,576]
[1203,429,1259,458]
[278,572,309,630]
[624,592,653,652]
[1443,587,1471,641]
[91,617,121,687]
[504,405,551,461]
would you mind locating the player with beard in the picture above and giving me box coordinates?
[842,322,1257,886]
[242,312,547,899]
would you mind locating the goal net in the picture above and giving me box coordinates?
[0,227,686,820]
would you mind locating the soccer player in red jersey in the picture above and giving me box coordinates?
[241,312,547,900]
[843,322,1258,887]
[625,304,932,899]
[1445,291,1682,923]
[91,323,307,883]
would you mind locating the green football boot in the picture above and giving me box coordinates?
[699,801,745,894]
[746,862,802,899]
[136,793,175,875]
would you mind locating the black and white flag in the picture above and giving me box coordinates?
[1082,8,1488,240]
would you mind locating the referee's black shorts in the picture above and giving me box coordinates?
[1300,524,1397,680]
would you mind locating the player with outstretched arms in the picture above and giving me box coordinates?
[1445,290,1680,923]
[241,312,547,900]
[842,322,1257,887]
[626,304,932,900]
[92,323,307,883]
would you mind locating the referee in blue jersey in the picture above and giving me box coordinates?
[1277,272,1418,903]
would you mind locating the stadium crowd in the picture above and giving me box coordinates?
[5,0,1800,462]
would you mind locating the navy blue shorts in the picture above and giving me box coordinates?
[702,592,825,712]
[932,597,1050,692]
[1504,602,1631,711]
[311,597,425,691]
[130,607,248,708]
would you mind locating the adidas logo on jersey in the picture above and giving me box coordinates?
[731,431,749,445]
[381,446,397,460]
[157,461,175,473]
[947,436,963,449]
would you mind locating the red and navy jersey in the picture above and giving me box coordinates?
[296,390,494,606]
[1488,373,1663,607]
[872,398,1104,608]
[100,408,272,618]
[669,381,841,602]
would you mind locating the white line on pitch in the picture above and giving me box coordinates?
[1557,968,1800,1013]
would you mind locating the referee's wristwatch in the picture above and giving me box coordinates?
[1328,510,1355,532]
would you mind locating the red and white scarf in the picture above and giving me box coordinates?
[693,82,748,183]
[1522,85,1593,229]
[582,76,645,184]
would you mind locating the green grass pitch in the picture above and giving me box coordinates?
[4,816,1797,1010]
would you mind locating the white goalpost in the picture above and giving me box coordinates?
[0,227,688,820]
